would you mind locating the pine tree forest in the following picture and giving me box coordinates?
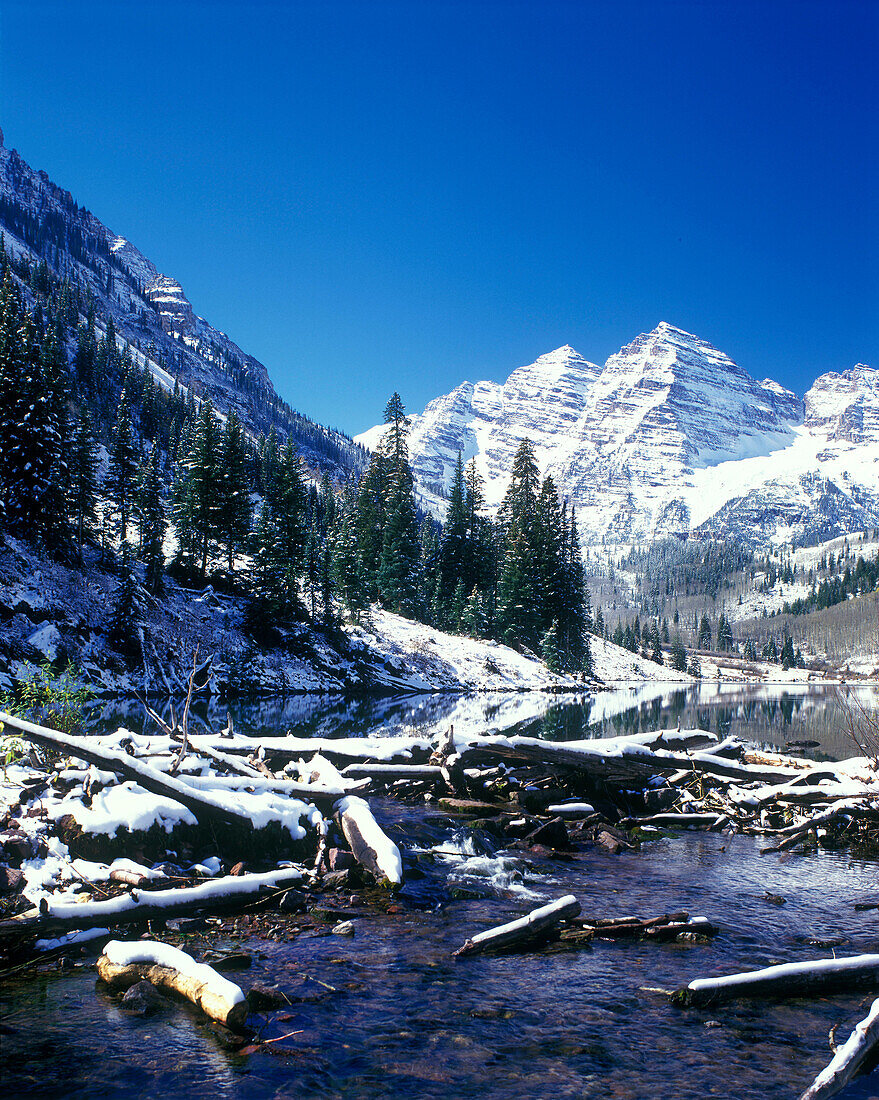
[0,247,593,674]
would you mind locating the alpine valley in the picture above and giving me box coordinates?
[357,325,879,547]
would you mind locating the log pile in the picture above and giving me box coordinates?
[0,706,404,967]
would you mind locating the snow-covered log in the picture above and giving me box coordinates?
[454,895,581,957]
[341,763,443,782]
[97,939,249,1031]
[334,796,403,885]
[799,997,879,1100]
[0,868,303,938]
[0,711,260,832]
[460,732,801,787]
[673,954,879,1007]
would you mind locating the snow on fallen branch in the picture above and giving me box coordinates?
[0,710,260,832]
[454,895,581,957]
[799,996,879,1100]
[97,939,249,1032]
[673,953,879,1007]
[0,867,303,938]
[335,796,403,885]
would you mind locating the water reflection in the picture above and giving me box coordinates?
[86,683,879,762]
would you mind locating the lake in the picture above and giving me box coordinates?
[2,683,878,1099]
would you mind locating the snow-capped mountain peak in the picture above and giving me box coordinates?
[355,327,878,546]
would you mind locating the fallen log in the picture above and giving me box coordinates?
[577,913,718,940]
[799,996,879,1100]
[0,868,303,938]
[673,953,879,1007]
[622,813,727,829]
[335,796,403,885]
[180,773,367,811]
[341,763,442,782]
[97,939,249,1032]
[189,734,432,768]
[460,734,801,787]
[454,895,581,957]
[761,799,879,853]
[0,711,259,832]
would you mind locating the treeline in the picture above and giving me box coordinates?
[619,537,753,606]
[0,255,593,674]
[781,553,879,616]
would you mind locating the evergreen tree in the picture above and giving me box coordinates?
[670,636,689,672]
[541,620,562,673]
[253,442,308,616]
[216,410,252,572]
[109,388,139,547]
[650,624,664,665]
[355,446,389,599]
[439,451,469,613]
[780,632,795,671]
[497,439,542,648]
[109,543,145,661]
[137,444,166,595]
[172,400,221,578]
[375,395,421,617]
[461,586,484,638]
[697,613,712,651]
[330,483,368,618]
[69,408,99,559]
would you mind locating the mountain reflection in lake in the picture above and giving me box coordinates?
[88,682,879,762]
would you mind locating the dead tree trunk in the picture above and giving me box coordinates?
[97,939,249,1031]
[454,895,581,957]
[799,997,879,1100]
[673,954,879,1007]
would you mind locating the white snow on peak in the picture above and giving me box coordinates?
[355,327,878,545]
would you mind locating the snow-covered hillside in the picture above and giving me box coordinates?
[357,323,879,547]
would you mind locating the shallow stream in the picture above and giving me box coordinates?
[2,685,878,1099]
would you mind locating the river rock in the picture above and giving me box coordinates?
[120,980,167,1016]
[0,866,24,894]
[521,817,570,849]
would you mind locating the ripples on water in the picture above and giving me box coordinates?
[3,686,878,1099]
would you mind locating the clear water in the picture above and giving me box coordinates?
[2,685,878,1100]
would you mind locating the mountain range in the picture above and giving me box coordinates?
[2,132,875,550]
[357,323,879,547]
[0,132,364,477]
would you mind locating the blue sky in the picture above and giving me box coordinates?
[1,0,876,435]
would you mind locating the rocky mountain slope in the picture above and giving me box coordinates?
[0,133,364,476]
[0,535,608,697]
[358,323,879,546]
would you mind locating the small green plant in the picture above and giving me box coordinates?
[0,734,28,768]
[2,661,92,737]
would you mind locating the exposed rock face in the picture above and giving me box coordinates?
[357,324,879,547]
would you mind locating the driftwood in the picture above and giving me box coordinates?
[180,773,367,811]
[335,796,403,885]
[761,799,879,853]
[673,954,879,1007]
[97,939,249,1032]
[0,711,258,832]
[454,895,581,957]
[799,996,879,1100]
[576,912,718,941]
[0,868,303,938]
[461,735,801,787]
[341,763,442,782]
[621,812,728,829]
